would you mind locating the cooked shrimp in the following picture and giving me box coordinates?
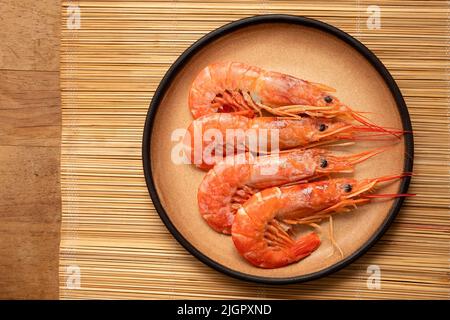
[189,62,385,131]
[198,148,383,234]
[183,113,401,170]
[231,174,413,268]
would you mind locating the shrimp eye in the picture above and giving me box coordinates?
[320,159,328,168]
[319,123,327,132]
[324,95,333,103]
[343,184,353,193]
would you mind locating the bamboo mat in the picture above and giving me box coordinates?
[60,1,450,299]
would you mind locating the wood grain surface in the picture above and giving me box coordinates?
[0,0,61,299]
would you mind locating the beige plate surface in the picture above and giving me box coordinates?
[150,22,406,279]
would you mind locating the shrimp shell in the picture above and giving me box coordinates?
[183,113,355,170]
[198,148,383,234]
[189,62,339,119]
[232,174,412,268]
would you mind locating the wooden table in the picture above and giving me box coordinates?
[0,0,60,299]
[1,0,449,300]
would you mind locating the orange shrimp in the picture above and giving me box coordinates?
[183,113,402,170]
[231,174,413,268]
[198,148,383,234]
[189,62,382,131]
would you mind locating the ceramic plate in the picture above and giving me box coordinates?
[142,15,413,284]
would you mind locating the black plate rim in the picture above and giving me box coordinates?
[142,14,414,284]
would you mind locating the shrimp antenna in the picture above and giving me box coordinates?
[350,109,409,138]
[370,172,413,183]
[362,193,415,198]
[340,147,386,165]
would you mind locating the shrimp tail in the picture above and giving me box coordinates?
[292,232,321,258]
